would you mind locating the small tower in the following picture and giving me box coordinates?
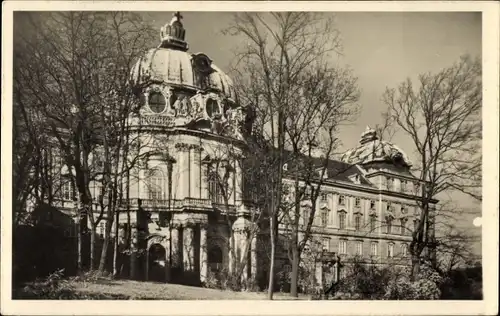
[159,12,189,51]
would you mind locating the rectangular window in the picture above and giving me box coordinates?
[303,208,310,226]
[61,177,74,201]
[321,192,328,202]
[386,219,392,234]
[338,195,345,205]
[370,242,378,256]
[386,177,393,190]
[401,180,407,192]
[370,216,376,232]
[339,213,346,229]
[354,197,361,208]
[339,240,347,254]
[388,243,394,258]
[355,241,363,256]
[354,216,361,231]
[321,210,328,227]
[387,201,393,212]
[414,181,421,194]
[400,219,407,235]
[98,222,105,238]
[370,200,376,210]
[322,238,330,251]
[414,219,420,232]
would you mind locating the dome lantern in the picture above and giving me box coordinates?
[159,11,188,51]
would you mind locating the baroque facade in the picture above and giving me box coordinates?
[27,12,437,289]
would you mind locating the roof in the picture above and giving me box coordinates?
[281,150,372,185]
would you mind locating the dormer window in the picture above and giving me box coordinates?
[350,174,361,184]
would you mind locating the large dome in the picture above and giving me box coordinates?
[130,49,237,101]
[126,12,249,141]
[341,126,412,168]
[129,12,237,102]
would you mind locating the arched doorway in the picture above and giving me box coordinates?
[148,243,167,283]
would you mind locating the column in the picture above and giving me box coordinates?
[183,223,195,272]
[315,261,323,287]
[201,163,209,199]
[164,228,172,282]
[174,143,190,199]
[199,224,208,284]
[190,147,202,198]
[130,223,138,280]
[250,235,257,279]
[228,232,235,274]
[234,161,243,204]
[170,225,181,269]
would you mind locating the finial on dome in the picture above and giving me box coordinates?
[159,11,189,51]
[172,11,183,22]
[359,126,378,144]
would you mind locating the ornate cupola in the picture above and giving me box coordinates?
[359,126,378,145]
[159,12,188,51]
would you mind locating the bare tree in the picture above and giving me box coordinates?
[278,64,359,297]
[225,12,353,299]
[13,12,156,272]
[382,55,482,279]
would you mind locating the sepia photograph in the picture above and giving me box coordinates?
[1,1,498,315]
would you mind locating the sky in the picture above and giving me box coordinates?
[142,11,482,255]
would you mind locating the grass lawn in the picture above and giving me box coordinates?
[72,279,311,300]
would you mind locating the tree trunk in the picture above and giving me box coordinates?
[290,246,300,297]
[411,255,420,281]
[90,226,96,270]
[267,214,276,300]
[113,210,119,277]
[77,214,83,273]
[98,217,114,272]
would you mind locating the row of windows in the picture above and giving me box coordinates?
[321,238,409,258]
[313,209,416,235]
[386,176,421,194]
[319,194,414,215]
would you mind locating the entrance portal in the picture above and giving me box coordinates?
[148,243,167,283]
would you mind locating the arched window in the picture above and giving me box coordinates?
[338,211,347,229]
[148,169,167,200]
[208,171,225,204]
[401,243,408,257]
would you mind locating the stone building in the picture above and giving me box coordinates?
[26,12,437,290]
